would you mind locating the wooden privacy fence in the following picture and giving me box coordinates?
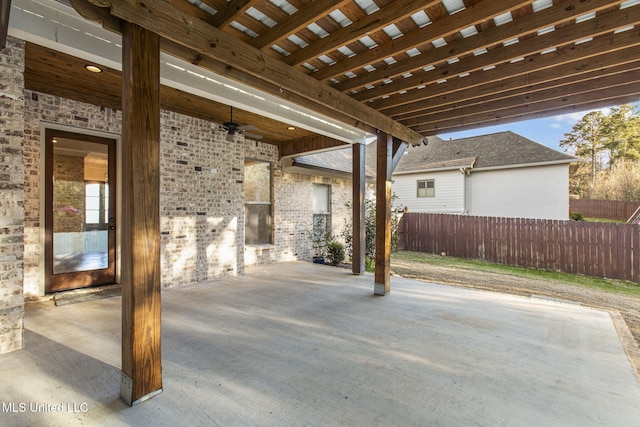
[399,213,640,282]
[569,199,640,221]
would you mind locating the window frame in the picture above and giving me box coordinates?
[244,159,273,245]
[84,180,109,231]
[312,183,332,243]
[417,179,435,198]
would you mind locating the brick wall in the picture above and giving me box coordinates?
[0,37,25,353]
[159,111,247,286]
[21,86,352,293]
[2,38,354,307]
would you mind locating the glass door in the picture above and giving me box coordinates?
[45,129,117,293]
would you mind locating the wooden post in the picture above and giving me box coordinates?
[0,0,10,50]
[352,143,366,275]
[374,132,393,295]
[120,22,163,406]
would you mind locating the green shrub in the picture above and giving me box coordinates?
[326,241,345,266]
[341,196,400,261]
[570,212,584,221]
[365,256,375,273]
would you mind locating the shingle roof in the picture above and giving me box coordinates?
[292,131,575,176]
[396,131,575,173]
[293,145,377,176]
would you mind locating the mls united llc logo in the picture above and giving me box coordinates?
[2,402,89,413]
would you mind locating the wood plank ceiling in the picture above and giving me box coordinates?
[66,0,640,146]
[24,43,315,144]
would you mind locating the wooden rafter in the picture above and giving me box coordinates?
[279,135,347,157]
[63,0,640,141]
[283,0,441,67]
[407,68,640,128]
[251,0,354,50]
[311,0,529,80]
[211,0,260,29]
[379,27,640,116]
[72,0,424,145]
[415,84,640,134]
[339,0,632,94]
[424,93,640,135]
[395,57,640,122]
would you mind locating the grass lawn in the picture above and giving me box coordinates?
[392,251,640,297]
[584,217,626,223]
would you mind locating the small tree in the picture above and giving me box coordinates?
[309,215,332,258]
[342,196,401,271]
[602,104,640,166]
[561,103,640,198]
[560,111,608,189]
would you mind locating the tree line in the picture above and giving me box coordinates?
[560,103,640,201]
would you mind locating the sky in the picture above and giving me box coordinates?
[437,101,640,153]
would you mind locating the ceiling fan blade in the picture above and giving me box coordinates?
[244,132,263,140]
[238,124,257,131]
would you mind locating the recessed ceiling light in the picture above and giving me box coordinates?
[85,64,103,73]
[287,126,296,131]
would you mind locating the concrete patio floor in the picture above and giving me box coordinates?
[1,262,639,426]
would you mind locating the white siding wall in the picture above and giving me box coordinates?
[392,171,465,213]
[469,164,569,220]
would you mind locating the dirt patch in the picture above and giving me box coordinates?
[390,257,640,351]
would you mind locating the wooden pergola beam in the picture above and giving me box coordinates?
[312,0,528,81]
[120,21,163,406]
[250,0,353,50]
[337,0,631,94]
[371,26,640,112]
[279,135,347,158]
[283,0,441,67]
[92,0,423,146]
[415,87,640,135]
[389,48,640,120]
[210,0,260,29]
[403,67,640,128]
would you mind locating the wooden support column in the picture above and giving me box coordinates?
[374,132,393,295]
[352,142,366,275]
[0,0,10,50]
[120,22,163,406]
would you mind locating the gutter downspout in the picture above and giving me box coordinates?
[460,166,473,214]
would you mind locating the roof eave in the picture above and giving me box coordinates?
[471,158,577,172]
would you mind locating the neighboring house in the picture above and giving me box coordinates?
[393,132,576,220]
[290,131,576,221]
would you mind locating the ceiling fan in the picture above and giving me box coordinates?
[222,106,263,142]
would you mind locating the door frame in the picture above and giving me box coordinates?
[42,126,121,293]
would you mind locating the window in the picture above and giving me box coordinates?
[244,160,272,245]
[312,184,331,242]
[85,182,109,229]
[417,179,435,197]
